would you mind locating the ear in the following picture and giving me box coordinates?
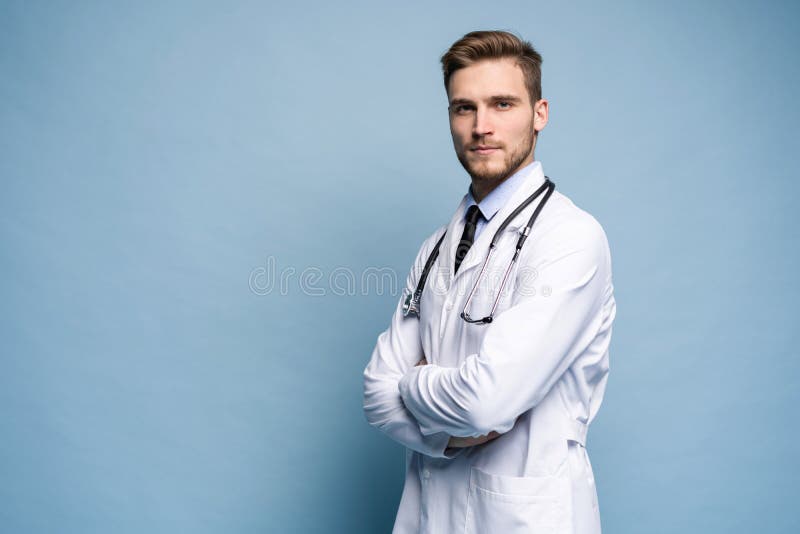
[533,98,549,133]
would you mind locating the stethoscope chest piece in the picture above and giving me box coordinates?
[402,288,420,318]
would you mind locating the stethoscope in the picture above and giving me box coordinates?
[402,178,555,325]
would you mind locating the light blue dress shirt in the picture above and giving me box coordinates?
[464,160,543,240]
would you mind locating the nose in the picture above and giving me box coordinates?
[472,106,493,138]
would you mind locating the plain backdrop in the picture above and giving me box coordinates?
[1,1,798,532]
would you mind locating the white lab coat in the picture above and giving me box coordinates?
[363,162,616,533]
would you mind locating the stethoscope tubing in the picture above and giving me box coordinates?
[404,178,555,324]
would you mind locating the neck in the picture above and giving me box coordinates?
[470,157,534,203]
[470,178,504,204]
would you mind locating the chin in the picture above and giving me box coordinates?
[468,162,506,181]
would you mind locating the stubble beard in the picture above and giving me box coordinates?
[456,127,535,187]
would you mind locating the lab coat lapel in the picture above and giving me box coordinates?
[451,164,548,281]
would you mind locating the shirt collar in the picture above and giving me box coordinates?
[465,160,542,221]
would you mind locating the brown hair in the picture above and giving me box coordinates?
[441,30,543,106]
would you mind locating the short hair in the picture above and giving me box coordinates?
[441,30,543,106]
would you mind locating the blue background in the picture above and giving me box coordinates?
[2,1,798,532]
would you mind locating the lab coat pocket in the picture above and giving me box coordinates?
[464,466,569,534]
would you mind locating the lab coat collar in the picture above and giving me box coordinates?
[443,161,547,283]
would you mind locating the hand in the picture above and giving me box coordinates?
[447,431,501,449]
[415,356,427,366]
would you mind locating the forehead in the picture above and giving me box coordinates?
[447,58,528,101]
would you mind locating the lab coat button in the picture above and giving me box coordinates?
[445,300,453,311]
[422,469,431,479]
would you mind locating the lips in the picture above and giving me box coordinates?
[471,145,500,155]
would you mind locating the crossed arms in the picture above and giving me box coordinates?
[362,217,611,458]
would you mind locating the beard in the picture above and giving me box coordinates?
[456,127,535,186]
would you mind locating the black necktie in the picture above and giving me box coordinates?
[454,205,482,274]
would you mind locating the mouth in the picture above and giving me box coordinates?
[470,145,500,156]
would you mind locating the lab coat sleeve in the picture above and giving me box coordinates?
[362,229,454,458]
[398,216,614,437]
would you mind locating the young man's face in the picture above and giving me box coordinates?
[447,58,547,188]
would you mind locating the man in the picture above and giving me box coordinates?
[363,30,616,534]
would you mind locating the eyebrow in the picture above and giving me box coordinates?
[489,94,524,103]
[449,94,524,106]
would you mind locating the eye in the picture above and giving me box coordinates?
[496,101,512,110]
[452,104,475,114]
